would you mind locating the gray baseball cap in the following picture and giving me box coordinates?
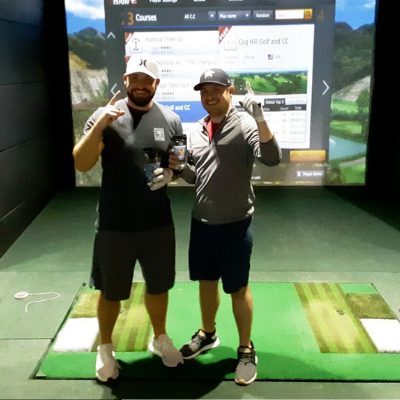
[194,68,232,91]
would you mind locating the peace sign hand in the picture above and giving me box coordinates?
[239,81,265,122]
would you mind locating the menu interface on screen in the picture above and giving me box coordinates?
[104,0,335,166]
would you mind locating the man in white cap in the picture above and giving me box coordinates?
[73,53,184,382]
[169,68,282,386]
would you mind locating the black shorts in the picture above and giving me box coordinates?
[188,217,253,294]
[90,223,176,300]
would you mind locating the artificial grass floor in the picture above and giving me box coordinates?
[37,282,400,381]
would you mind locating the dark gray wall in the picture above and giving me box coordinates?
[0,0,75,257]
[366,0,400,199]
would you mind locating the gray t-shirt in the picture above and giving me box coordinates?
[83,98,183,231]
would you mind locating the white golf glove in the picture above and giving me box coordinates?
[239,81,265,122]
[150,168,173,191]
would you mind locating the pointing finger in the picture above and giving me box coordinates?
[108,90,121,106]
[246,81,254,96]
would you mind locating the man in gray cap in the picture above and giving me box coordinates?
[169,68,282,385]
[73,53,184,382]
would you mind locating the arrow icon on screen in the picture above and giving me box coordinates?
[322,80,329,95]
[107,32,115,39]
[111,83,118,95]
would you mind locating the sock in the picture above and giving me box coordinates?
[201,329,216,339]
[239,341,254,351]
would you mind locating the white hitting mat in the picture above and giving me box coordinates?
[361,318,400,353]
[53,318,99,352]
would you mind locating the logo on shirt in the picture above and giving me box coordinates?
[154,128,165,141]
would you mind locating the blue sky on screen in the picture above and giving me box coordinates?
[64,0,377,34]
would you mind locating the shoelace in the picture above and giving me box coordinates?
[238,351,255,365]
[100,347,121,368]
[161,337,177,353]
[192,333,202,342]
[192,333,206,344]
[186,334,204,350]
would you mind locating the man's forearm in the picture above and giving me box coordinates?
[257,120,274,143]
[179,164,196,184]
[73,125,104,172]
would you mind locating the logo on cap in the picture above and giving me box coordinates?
[203,70,215,79]
[125,53,159,79]
[193,68,232,91]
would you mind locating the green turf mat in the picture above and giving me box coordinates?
[37,282,400,381]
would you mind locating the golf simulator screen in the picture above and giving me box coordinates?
[68,0,377,186]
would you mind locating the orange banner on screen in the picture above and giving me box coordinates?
[290,150,326,162]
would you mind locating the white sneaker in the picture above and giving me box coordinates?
[148,333,184,367]
[96,344,120,382]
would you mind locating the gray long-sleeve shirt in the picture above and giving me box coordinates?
[181,106,282,224]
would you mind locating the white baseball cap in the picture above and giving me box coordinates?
[125,53,159,79]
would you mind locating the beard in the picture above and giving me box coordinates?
[126,89,155,107]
